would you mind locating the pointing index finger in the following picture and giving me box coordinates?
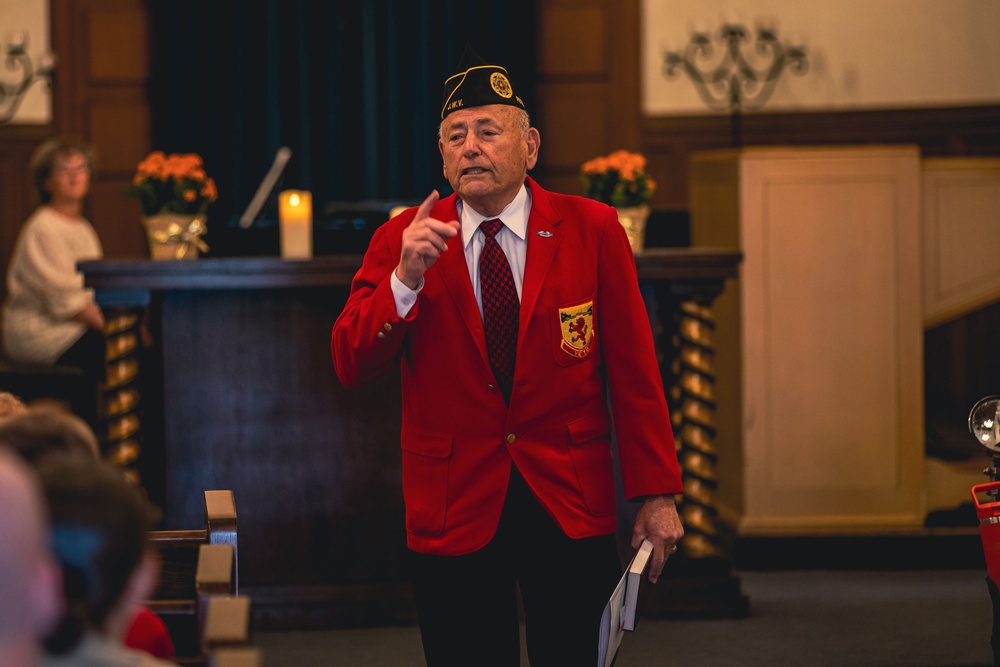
[414,190,440,222]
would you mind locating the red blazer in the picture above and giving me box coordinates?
[331,178,682,556]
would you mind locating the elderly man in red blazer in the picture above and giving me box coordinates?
[331,48,683,667]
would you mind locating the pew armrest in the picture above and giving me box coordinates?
[202,596,252,648]
[204,490,238,591]
[208,645,263,667]
[196,544,236,596]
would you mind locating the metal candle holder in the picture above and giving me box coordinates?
[0,34,54,124]
[662,22,808,147]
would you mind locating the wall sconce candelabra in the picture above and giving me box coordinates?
[663,22,808,146]
[0,34,54,124]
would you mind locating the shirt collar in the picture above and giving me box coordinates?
[459,183,529,249]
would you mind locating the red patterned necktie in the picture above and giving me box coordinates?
[479,219,519,403]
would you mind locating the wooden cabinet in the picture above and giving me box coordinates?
[921,158,1000,328]
[689,146,925,533]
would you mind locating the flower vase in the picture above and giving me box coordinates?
[141,214,208,260]
[615,204,651,253]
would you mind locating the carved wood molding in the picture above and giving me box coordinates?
[638,105,1000,209]
[642,105,1000,155]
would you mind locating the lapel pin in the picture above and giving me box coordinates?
[535,231,553,237]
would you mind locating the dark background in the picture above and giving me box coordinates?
[148,0,537,235]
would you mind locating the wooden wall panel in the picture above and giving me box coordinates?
[51,0,152,261]
[88,181,147,258]
[534,0,641,194]
[88,91,151,174]
[538,6,606,75]
[536,82,607,169]
[0,126,52,314]
[86,5,149,80]
[0,132,49,243]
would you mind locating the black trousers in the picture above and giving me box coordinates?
[409,466,622,667]
[55,328,105,436]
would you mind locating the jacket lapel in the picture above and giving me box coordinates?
[519,178,562,345]
[432,196,491,367]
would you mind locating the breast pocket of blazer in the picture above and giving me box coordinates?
[400,426,453,536]
[551,294,598,366]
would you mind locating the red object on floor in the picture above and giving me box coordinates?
[973,481,1000,586]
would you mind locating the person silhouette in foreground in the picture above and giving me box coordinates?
[0,449,62,667]
[35,452,175,667]
[0,405,175,663]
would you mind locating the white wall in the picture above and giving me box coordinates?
[643,0,1000,115]
[0,0,50,123]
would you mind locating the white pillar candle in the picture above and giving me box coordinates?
[278,190,313,260]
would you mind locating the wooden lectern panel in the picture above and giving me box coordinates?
[690,146,925,533]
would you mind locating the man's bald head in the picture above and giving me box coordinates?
[0,449,61,661]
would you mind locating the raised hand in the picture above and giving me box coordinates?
[395,190,461,290]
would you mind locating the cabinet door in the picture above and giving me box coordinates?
[692,147,924,532]
[922,158,1000,328]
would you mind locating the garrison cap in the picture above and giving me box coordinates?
[441,46,525,120]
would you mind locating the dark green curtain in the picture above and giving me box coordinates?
[148,0,537,230]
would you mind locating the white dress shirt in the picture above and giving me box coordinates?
[391,184,530,318]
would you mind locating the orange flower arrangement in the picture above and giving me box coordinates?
[127,151,218,216]
[580,149,656,208]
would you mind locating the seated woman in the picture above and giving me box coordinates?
[1,136,106,435]
[34,452,175,666]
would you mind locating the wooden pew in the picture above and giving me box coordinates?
[208,645,263,667]
[202,595,252,648]
[163,545,260,666]
[147,490,239,661]
[169,544,259,666]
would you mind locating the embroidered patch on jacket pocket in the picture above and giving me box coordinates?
[558,300,596,359]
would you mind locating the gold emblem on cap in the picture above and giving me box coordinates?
[490,72,513,99]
